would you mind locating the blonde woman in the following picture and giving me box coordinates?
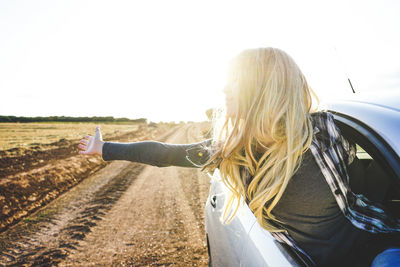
[78,47,400,266]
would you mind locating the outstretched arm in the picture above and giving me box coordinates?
[78,126,212,168]
[102,139,211,168]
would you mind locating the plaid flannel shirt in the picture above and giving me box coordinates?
[271,111,400,266]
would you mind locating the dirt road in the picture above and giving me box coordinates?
[0,122,211,266]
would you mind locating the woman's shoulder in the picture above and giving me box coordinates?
[309,111,356,162]
[309,111,343,148]
[310,111,335,128]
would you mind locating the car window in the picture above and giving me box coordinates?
[349,142,393,204]
[355,145,372,160]
[334,116,400,218]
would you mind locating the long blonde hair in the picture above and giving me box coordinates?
[203,47,319,232]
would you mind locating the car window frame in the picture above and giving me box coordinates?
[330,111,400,183]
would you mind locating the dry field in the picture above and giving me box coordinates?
[0,122,172,151]
[0,121,176,233]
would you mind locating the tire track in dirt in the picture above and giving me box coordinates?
[177,124,211,235]
[0,126,179,267]
[0,163,139,266]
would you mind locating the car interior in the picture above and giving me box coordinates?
[335,118,400,266]
[338,121,400,217]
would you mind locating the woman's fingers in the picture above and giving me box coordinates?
[78,127,102,156]
[77,143,86,151]
[78,143,86,148]
[78,139,89,150]
[80,139,88,145]
[80,135,92,144]
[78,136,90,153]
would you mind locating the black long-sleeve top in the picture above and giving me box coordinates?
[102,139,213,168]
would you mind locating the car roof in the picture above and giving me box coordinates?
[322,90,400,157]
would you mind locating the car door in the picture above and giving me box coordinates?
[206,171,305,267]
[240,212,302,267]
[205,169,256,267]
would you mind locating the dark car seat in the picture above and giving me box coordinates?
[347,156,392,204]
[346,156,399,266]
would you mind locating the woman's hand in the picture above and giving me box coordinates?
[78,126,105,155]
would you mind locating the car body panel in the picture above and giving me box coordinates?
[205,170,254,266]
[241,224,298,267]
[205,170,301,267]
[324,98,400,157]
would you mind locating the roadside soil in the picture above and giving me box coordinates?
[0,123,170,232]
[0,122,211,266]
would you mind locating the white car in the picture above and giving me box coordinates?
[205,90,400,266]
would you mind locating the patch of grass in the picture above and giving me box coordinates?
[0,122,143,150]
[23,210,55,223]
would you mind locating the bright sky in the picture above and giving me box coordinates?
[1,0,399,122]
